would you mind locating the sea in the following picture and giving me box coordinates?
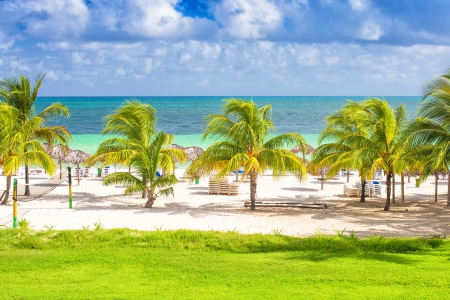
[36,96,421,154]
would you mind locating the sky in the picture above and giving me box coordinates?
[0,0,449,96]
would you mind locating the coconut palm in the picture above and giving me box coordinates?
[187,99,308,210]
[313,99,408,211]
[88,100,185,208]
[0,73,71,195]
[0,104,56,204]
[313,101,373,202]
[405,69,450,206]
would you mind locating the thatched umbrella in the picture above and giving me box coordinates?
[50,144,72,179]
[42,143,51,154]
[63,150,90,185]
[291,144,315,160]
[183,146,204,161]
[169,144,184,150]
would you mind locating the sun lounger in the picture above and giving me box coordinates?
[344,181,361,197]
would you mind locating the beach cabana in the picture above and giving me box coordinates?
[63,150,90,185]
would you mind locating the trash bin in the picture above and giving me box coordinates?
[98,168,102,177]
[415,178,420,187]
[195,178,200,184]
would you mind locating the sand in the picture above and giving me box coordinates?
[0,169,449,237]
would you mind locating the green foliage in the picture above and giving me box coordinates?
[334,228,346,238]
[188,99,308,210]
[17,218,32,229]
[313,98,410,210]
[314,229,326,237]
[349,230,358,238]
[88,100,184,208]
[93,221,103,230]
[271,228,283,236]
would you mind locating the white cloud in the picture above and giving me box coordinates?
[14,0,89,40]
[349,0,367,11]
[10,60,29,71]
[121,0,218,39]
[144,58,153,73]
[359,20,384,40]
[46,70,58,80]
[116,68,125,77]
[213,0,283,39]
[72,52,91,65]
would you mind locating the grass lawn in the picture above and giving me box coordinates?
[0,228,449,299]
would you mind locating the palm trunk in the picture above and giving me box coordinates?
[435,173,438,202]
[250,171,258,210]
[392,174,395,203]
[145,189,154,208]
[24,164,30,195]
[141,176,147,198]
[320,173,324,190]
[347,169,350,183]
[77,163,81,185]
[59,159,62,179]
[0,176,11,205]
[401,172,405,206]
[384,171,392,211]
[447,170,450,207]
[235,169,239,182]
[360,175,366,203]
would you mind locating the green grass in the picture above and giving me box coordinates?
[0,228,449,299]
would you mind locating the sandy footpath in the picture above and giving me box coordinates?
[0,169,449,237]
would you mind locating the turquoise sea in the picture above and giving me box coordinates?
[37,96,421,154]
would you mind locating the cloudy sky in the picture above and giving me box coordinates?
[0,0,449,96]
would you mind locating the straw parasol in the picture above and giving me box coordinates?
[42,143,51,154]
[63,150,90,185]
[50,144,72,179]
[183,146,204,161]
[291,144,315,161]
[169,144,184,150]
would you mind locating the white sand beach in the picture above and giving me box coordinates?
[0,170,449,238]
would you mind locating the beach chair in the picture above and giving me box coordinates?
[374,170,383,180]
[369,180,382,197]
[344,181,360,197]
[83,167,90,177]
[18,167,26,177]
[228,182,241,195]
[208,177,220,194]
[102,166,111,177]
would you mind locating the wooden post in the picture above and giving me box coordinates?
[68,167,72,208]
[13,178,17,228]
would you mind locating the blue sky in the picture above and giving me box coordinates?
[0,0,449,96]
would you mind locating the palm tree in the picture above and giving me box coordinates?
[0,104,56,204]
[405,69,450,206]
[313,101,373,202]
[313,99,408,211]
[0,74,71,195]
[187,99,308,210]
[88,100,185,208]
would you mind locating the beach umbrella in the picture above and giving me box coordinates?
[169,144,184,150]
[63,150,90,185]
[42,143,51,154]
[183,146,204,161]
[291,144,315,161]
[51,144,72,179]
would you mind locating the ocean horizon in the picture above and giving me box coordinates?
[37,96,421,154]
